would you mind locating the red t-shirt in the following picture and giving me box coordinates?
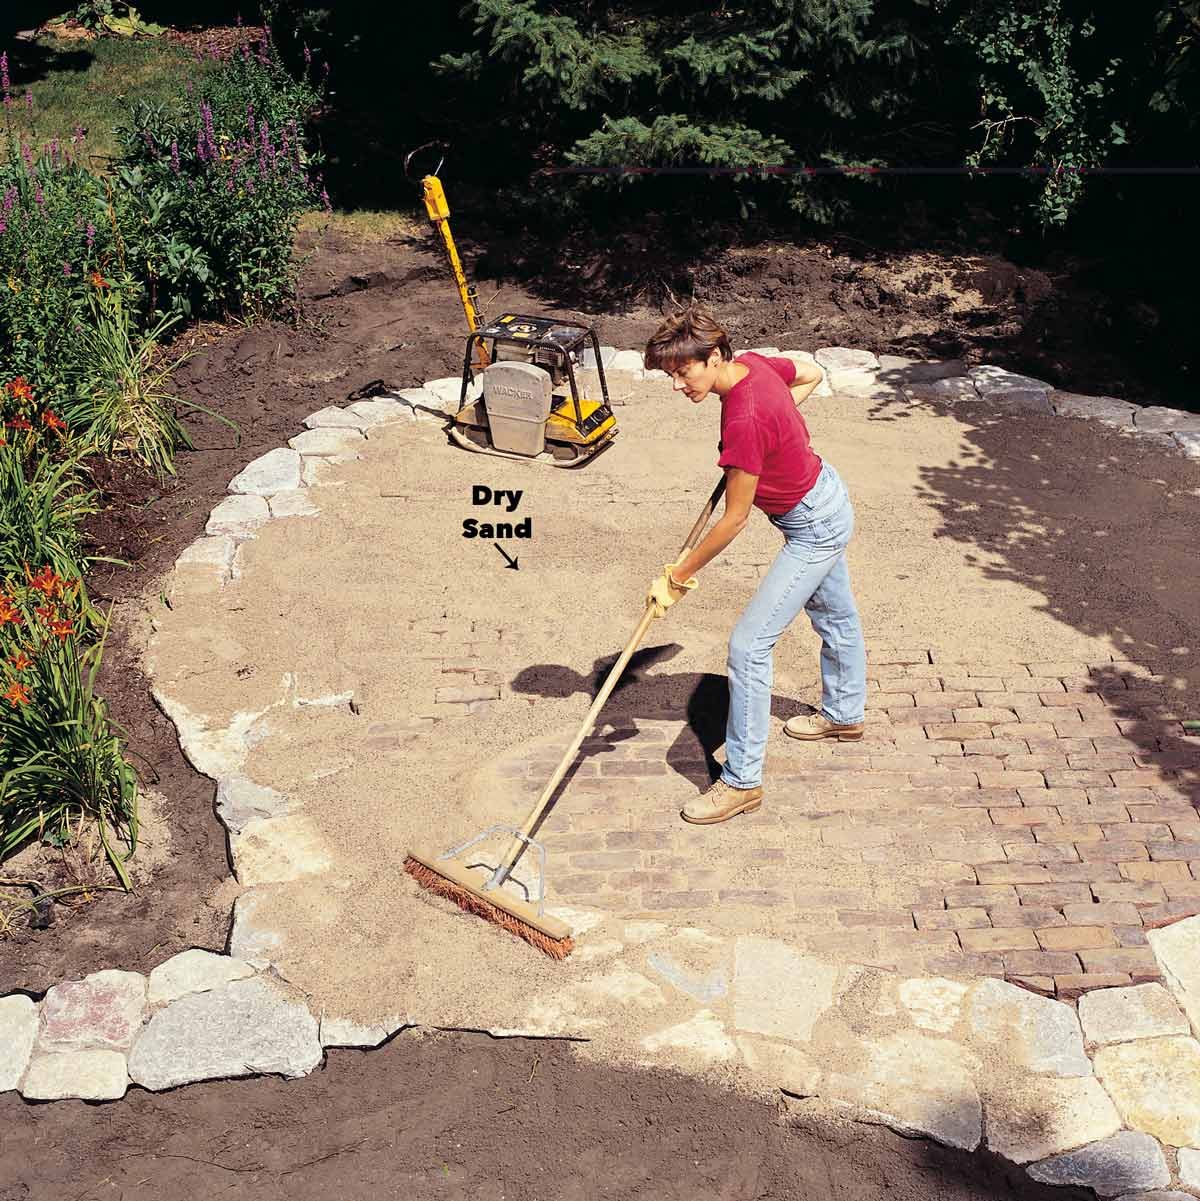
[717,353,823,514]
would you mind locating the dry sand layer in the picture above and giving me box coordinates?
[145,375,1200,1071]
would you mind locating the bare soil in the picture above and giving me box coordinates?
[0,1029,1088,1201]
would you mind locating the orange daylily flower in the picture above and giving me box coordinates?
[27,565,65,597]
[41,410,67,433]
[6,416,31,431]
[34,604,57,623]
[5,377,33,403]
[3,680,30,707]
[90,271,109,288]
[49,618,74,640]
[0,601,21,628]
[8,651,32,671]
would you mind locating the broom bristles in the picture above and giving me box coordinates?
[405,857,575,960]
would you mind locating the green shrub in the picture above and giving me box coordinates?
[0,136,119,411]
[113,32,325,320]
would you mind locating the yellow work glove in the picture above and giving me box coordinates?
[647,562,698,618]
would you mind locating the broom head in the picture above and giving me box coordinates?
[405,846,575,960]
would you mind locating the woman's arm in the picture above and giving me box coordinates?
[789,360,824,407]
[671,467,757,583]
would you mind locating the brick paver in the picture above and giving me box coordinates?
[399,639,1199,1000]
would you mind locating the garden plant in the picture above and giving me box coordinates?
[0,28,325,922]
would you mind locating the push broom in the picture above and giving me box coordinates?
[405,475,728,959]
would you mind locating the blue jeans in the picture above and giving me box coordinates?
[721,462,867,789]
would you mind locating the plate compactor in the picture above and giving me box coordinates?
[449,313,618,467]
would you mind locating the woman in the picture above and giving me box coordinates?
[643,306,867,825]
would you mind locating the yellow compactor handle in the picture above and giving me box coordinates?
[422,175,489,369]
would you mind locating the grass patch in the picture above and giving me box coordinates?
[2,35,213,168]
[298,207,423,243]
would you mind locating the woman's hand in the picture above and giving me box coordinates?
[647,562,698,618]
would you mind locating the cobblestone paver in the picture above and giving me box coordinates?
[462,645,1199,1001]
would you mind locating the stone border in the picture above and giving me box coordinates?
[3,349,1199,1201]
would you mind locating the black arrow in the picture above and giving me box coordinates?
[494,543,519,570]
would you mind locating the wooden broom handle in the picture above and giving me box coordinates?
[497,475,728,874]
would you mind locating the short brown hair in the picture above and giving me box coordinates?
[644,306,732,373]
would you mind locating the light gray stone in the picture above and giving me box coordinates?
[824,1033,982,1151]
[288,428,366,458]
[1114,1193,1199,1201]
[745,346,781,356]
[227,447,303,495]
[966,977,1090,1076]
[320,1014,404,1048]
[1026,1131,1170,1196]
[1178,1146,1200,1190]
[815,347,879,374]
[147,950,256,1006]
[215,774,291,833]
[128,977,321,1091]
[733,937,837,1042]
[899,977,969,1034]
[205,493,270,539]
[0,995,38,1091]
[642,1010,736,1062]
[1148,916,1200,1035]
[388,385,453,414]
[581,344,617,369]
[876,355,966,382]
[39,970,146,1053]
[1079,983,1190,1045]
[988,388,1054,413]
[737,1036,823,1095]
[228,888,282,970]
[904,377,980,404]
[267,489,321,519]
[1049,390,1140,428]
[828,368,880,392]
[969,365,1052,395]
[983,1074,1122,1163]
[777,350,833,398]
[646,951,727,1002]
[21,1050,128,1101]
[1094,1035,1200,1146]
[1134,406,1200,434]
[610,349,644,374]
[301,406,366,431]
[176,535,237,580]
[346,397,413,426]
[230,813,332,886]
[423,376,480,408]
[1174,430,1200,460]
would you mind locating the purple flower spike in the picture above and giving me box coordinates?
[303,45,312,66]
[321,187,331,212]
[2,187,15,214]
[25,90,32,115]
[0,51,9,94]
[34,183,43,207]
[86,221,95,248]
[0,219,7,236]
[171,138,180,173]
[62,261,72,277]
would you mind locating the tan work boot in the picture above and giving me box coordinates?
[681,779,764,825]
[783,712,864,742]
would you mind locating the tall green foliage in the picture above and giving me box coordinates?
[433,0,936,226]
